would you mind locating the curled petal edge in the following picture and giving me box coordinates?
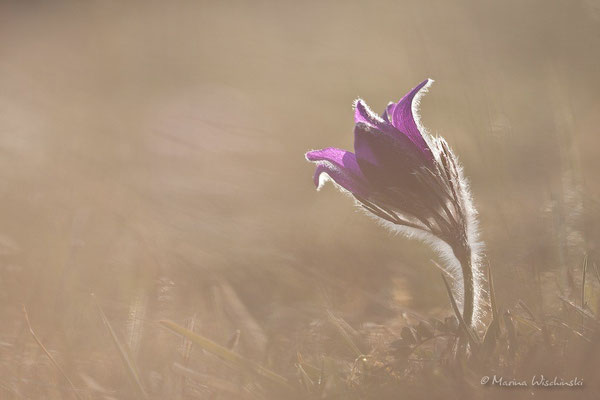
[306,148,370,196]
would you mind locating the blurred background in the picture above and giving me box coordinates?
[1,0,599,398]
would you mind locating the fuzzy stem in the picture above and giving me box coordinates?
[456,249,474,327]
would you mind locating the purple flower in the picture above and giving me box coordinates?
[306,80,484,327]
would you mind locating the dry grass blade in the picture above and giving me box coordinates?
[182,315,197,365]
[172,362,246,397]
[326,310,363,357]
[549,318,593,343]
[482,264,499,355]
[0,381,25,399]
[296,352,321,381]
[487,264,499,324]
[480,318,498,360]
[503,311,518,358]
[227,329,241,351]
[517,299,536,322]
[440,274,480,351]
[558,296,599,325]
[582,254,588,331]
[126,290,147,358]
[567,267,576,295]
[95,298,149,399]
[296,363,315,392]
[512,315,541,332]
[159,320,294,391]
[22,305,84,400]
[582,254,588,308]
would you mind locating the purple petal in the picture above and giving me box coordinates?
[305,148,370,196]
[382,102,394,122]
[354,123,383,167]
[354,123,427,187]
[354,99,385,127]
[384,102,396,122]
[389,79,434,160]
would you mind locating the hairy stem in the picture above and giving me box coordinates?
[456,249,474,327]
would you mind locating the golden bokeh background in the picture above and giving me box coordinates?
[1,0,599,397]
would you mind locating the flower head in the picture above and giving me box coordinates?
[306,80,484,326]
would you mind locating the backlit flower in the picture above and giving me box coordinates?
[306,79,484,326]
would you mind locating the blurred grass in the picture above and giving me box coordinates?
[159,319,292,390]
[96,297,149,399]
[1,0,600,398]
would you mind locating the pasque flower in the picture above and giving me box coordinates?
[306,79,483,326]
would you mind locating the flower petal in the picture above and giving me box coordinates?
[389,79,434,160]
[354,99,385,127]
[354,123,425,187]
[305,148,370,196]
[382,102,395,122]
